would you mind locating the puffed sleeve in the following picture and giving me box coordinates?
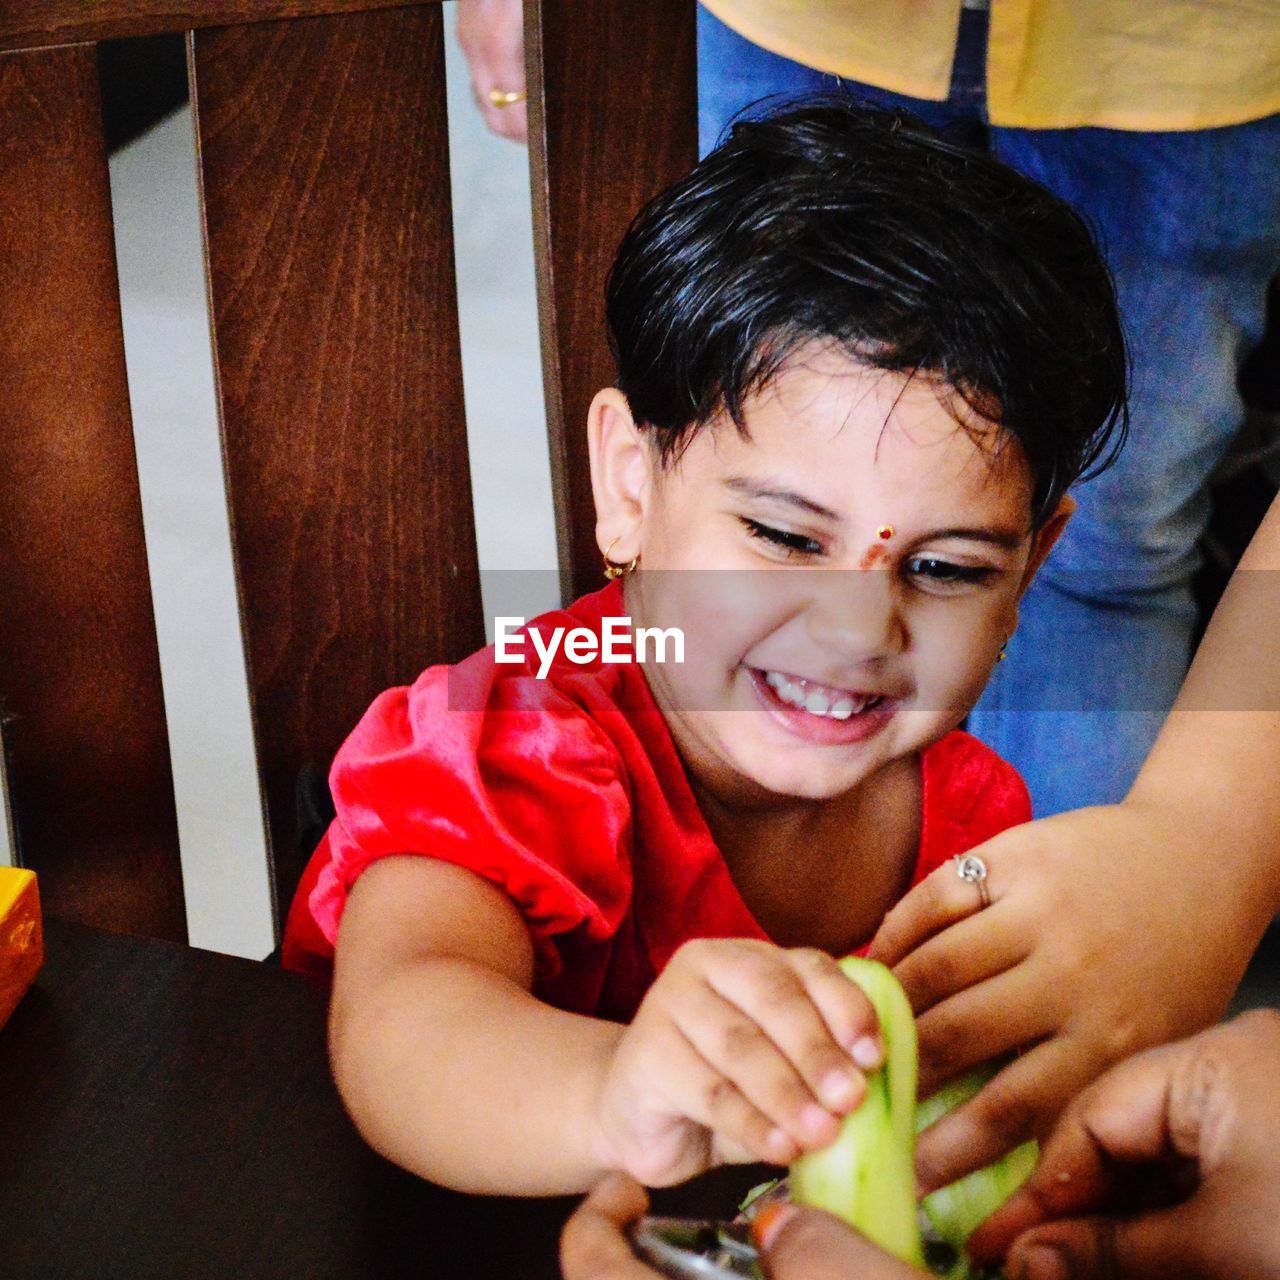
[916,730,1033,882]
[308,648,634,979]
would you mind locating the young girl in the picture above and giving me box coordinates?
[281,102,1126,1196]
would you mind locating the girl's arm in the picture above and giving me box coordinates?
[870,494,1280,1192]
[329,855,622,1195]
[329,855,881,1195]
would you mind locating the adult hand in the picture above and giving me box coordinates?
[455,0,528,143]
[968,1011,1280,1279]
[560,1173,927,1279]
[868,799,1270,1192]
[592,938,882,1187]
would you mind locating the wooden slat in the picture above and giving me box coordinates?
[0,0,423,54]
[526,0,698,600]
[192,6,483,928]
[0,46,185,939]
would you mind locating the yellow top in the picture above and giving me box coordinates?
[701,0,1280,130]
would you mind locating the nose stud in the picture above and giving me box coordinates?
[877,525,894,540]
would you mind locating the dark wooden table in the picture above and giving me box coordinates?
[3,919,1277,1279]
[0,921,584,1279]
[0,920,753,1280]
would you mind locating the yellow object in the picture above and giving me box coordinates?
[701,0,1280,131]
[0,868,42,1030]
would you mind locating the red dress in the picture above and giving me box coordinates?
[282,582,1030,1020]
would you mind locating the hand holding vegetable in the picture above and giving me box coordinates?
[591,939,882,1187]
[869,800,1274,1194]
[568,959,1032,1280]
[872,495,1280,1198]
[966,1010,1280,1280]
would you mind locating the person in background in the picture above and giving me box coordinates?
[706,0,1280,821]
[561,1010,1280,1279]
[455,0,1280,815]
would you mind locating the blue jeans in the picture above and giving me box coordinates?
[698,5,1280,814]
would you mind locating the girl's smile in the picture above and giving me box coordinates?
[749,667,898,747]
[589,345,1070,810]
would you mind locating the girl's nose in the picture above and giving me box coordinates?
[804,568,906,660]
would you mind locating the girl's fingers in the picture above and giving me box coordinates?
[892,906,1028,1016]
[693,1059,806,1166]
[913,963,1056,1098]
[782,947,885,1066]
[700,948,876,1124]
[915,1037,1094,1195]
[869,849,1005,967]
[672,976,843,1155]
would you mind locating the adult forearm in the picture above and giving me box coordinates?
[1128,494,1280,923]
[330,955,625,1195]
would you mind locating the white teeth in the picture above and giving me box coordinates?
[767,672,807,706]
[762,671,879,721]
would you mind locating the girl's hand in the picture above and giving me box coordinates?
[969,1011,1280,1279]
[591,938,883,1187]
[868,801,1271,1194]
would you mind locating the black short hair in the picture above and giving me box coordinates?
[605,100,1127,526]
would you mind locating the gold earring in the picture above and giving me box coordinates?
[602,537,639,580]
[997,636,1009,662]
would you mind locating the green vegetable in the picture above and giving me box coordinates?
[788,958,1036,1278]
[790,957,924,1266]
[917,1070,1037,1265]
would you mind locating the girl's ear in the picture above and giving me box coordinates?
[588,388,651,563]
[1016,494,1076,599]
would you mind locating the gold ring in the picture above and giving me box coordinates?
[488,89,527,108]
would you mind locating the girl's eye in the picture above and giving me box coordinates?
[741,517,824,558]
[906,557,996,591]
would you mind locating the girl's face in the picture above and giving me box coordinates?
[591,347,1069,807]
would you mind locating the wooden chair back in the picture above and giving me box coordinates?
[0,0,694,944]
[527,0,697,600]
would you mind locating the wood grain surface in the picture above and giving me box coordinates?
[0,0,424,54]
[0,46,186,940]
[192,6,483,928]
[526,0,698,600]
